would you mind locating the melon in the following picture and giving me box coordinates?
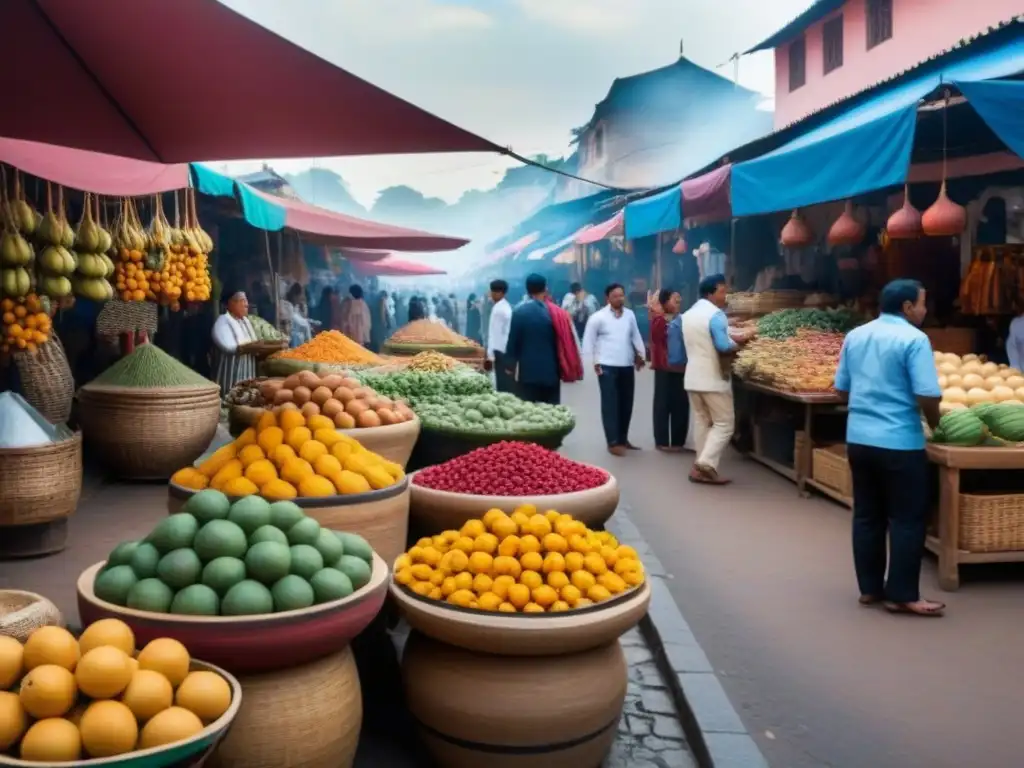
[984,376,1005,390]
[1005,367,1022,377]
[966,387,993,405]
[961,373,985,390]
[980,362,1000,377]
[946,374,963,388]
[937,362,959,376]
[939,401,968,415]
[942,386,968,405]
[960,361,983,376]
[937,374,948,389]
[942,352,962,366]
[1002,399,1024,406]
[991,385,1016,403]
[933,350,944,362]
[1005,375,1024,389]
[962,353,980,363]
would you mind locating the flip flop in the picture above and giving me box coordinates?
[883,600,946,617]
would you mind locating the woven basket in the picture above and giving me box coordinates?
[77,388,221,480]
[958,493,1024,553]
[208,647,361,768]
[13,336,74,424]
[403,632,624,768]
[0,432,82,527]
[811,444,852,498]
[228,404,266,437]
[0,590,63,641]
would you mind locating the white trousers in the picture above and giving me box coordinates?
[687,390,736,472]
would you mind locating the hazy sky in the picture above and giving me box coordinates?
[219,0,811,208]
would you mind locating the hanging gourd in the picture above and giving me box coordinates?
[827,200,865,246]
[671,235,686,254]
[886,185,923,239]
[780,210,813,247]
[922,89,967,237]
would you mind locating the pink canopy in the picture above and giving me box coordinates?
[484,232,540,263]
[0,137,189,195]
[682,164,731,221]
[354,257,447,277]
[575,210,624,244]
[246,187,468,252]
[1,0,502,162]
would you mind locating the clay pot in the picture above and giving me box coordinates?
[887,187,923,239]
[922,182,966,236]
[671,236,686,254]
[780,210,814,248]
[827,201,865,246]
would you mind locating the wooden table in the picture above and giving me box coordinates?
[741,381,844,496]
[926,444,1024,591]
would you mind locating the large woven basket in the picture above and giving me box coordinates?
[0,432,82,527]
[957,493,1024,553]
[13,335,74,424]
[77,385,221,480]
[0,590,63,641]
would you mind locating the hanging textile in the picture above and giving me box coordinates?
[624,186,682,240]
[956,79,1024,160]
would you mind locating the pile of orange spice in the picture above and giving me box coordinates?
[275,330,382,365]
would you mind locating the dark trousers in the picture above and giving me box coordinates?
[493,352,515,394]
[597,366,635,446]
[847,443,928,603]
[573,320,587,342]
[518,382,560,405]
[653,370,688,448]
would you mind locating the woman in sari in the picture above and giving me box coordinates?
[211,291,259,394]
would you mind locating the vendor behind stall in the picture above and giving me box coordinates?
[211,291,258,394]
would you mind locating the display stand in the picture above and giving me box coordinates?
[925,444,1024,591]
[742,381,844,497]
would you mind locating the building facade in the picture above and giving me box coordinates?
[752,0,1022,128]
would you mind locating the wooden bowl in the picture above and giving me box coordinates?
[389,578,650,656]
[339,416,420,468]
[167,477,410,565]
[408,467,619,532]
[77,552,389,674]
[0,659,241,768]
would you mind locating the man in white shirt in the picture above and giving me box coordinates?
[582,283,646,456]
[484,279,514,393]
[562,281,600,341]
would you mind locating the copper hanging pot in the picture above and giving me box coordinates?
[827,200,865,246]
[922,181,966,237]
[671,235,686,254]
[780,210,813,248]
[886,185,922,239]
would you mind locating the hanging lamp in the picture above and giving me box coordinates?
[887,185,923,239]
[922,89,967,237]
[828,200,865,245]
[780,209,814,247]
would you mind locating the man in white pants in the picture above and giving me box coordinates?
[681,274,753,484]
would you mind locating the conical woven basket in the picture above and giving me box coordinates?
[0,432,82,527]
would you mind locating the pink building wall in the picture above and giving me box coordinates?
[773,0,1022,128]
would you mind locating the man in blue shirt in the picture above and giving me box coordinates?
[503,273,561,405]
[834,279,944,617]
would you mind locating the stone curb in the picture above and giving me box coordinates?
[608,509,769,768]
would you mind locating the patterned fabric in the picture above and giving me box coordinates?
[213,314,257,396]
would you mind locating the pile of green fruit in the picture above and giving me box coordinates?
[756,307,862,340]
[356,370,493,405]
[931,401,1024,446]
[413,392,575,440]
[93,490,376,616]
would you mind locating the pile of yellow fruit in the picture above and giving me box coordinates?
[172,408,404,499]
[154,244,211,307]
[1,295,51,355]
[394,507,644,613]
[113,252,152,303]
[0,619,232,762]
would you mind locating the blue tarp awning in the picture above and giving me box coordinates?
[731,32,1024,217]
[956,78,1024,160]
[191,163,287,231]
[624,185,681,239]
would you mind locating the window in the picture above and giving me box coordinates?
[593,125,605,160]
[788,37,806,91]
[823,15,843,74]
[867,0,893,49]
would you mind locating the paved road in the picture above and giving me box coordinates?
[559,367,1024,768]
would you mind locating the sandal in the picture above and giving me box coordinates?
[883,599,946,617]
[858,595,883,606]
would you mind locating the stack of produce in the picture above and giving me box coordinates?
[356,369,493,405]
[384,319,484,358]
[393,507,643,612]
[414,442,608,495]
[249,315,285,342]
[406,350,463,372]
[71,192,115,302]
[756,306,862,340]
[0,620,233,761]
[111,198,152,303]
[33,186,77,302]
[260,370,416,427]
[223,378,266,408]
[88,343,215,389]
[1,176,49,341]
[161,189,213,306]
[414,392,575,439]
[733,329,843,393]
[935,351,1024,413]
[171,408,405,498]
[0,294,51,355]
[271,330,382,367]
[93,493,376,614]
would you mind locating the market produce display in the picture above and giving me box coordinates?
[260,370,416,427]
[959,247,1024,315]
[249,315,285,342]
[384,319,483,356]
[71,193,115,303]
[414,442,608,495]
[755,307,862,340]
[413,393,575,438]
[223,378,266,408]
[0,294,51,354]
[733,329,843,393]
[406,350,463,372]
[273,330,382,366]
[92,494,376,616]
[171,408,405,498]
[355,369,493,404]
[393,508,644,612]
[0,619,233,760]
[935,351,1024,413]
[89,342,215,389]
[931,401,1024,447]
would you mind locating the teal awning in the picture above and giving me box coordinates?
[624,185,681,239]
[190,163,286,232]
